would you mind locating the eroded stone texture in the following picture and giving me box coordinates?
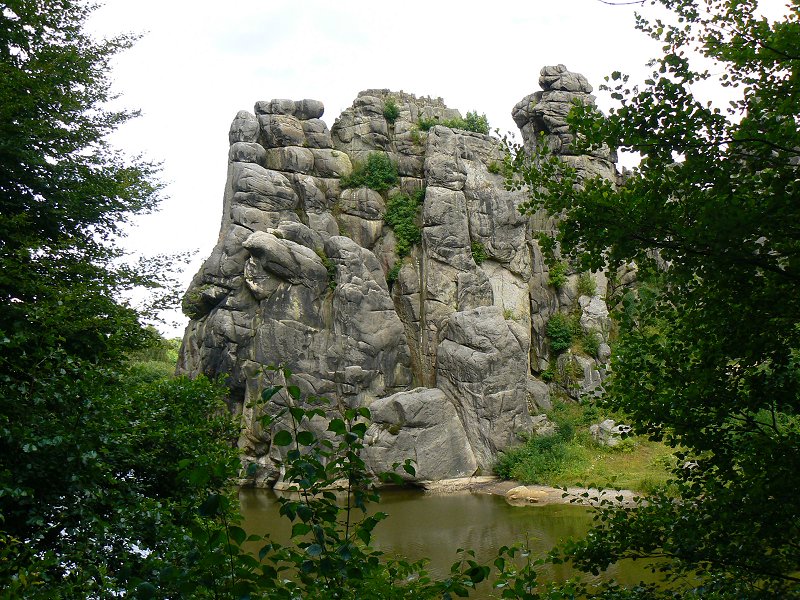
[363,388,478,481]
[179,67,619,486]
[436,306,532,470]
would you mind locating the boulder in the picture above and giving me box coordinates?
[229,110,260,144]
[589,419,633,447]
[229,142,267,166]
[363,388,478,481]
[265,147,315,174]
[436,306,532,470]
[258,114,306,148]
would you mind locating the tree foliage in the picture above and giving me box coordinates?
[0,1,241,595]
[513,0,800,596]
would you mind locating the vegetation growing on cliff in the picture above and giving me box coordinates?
[513,0,800,595]
[340,152,399,191]
[417,110,490,135]
[383,97,400,124]
[470,241,488,265]
[547,261,569,288]
[384,188,425,257]
[546,313,578,354]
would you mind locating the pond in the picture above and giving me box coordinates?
[240,487,661,597]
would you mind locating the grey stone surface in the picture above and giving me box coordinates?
[302,118,333,149]
[179,75,620,486]
[436,306,532,470]
[311,149,352,178]
[229,142,267,167]
[531,414,557,437]
[265,146,315,174]
[364,388,478,481]
[229,110,260,144]
[589,419,633,447]
[254,98,324,120]
[579,294,611,341]
[539,64,593,93]
[513,65,616,170]
[258,114,306,148]
[527,377,552,412]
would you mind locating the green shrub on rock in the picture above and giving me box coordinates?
[547,261,569,288]
[577,272,597,296]
[417,110,490,135]
[315,248,337,290]
[385,189,424,257]
[383,97,400,124]
[547,312,578,354]
[386,261,402,287]
[340,152,399,192]
[471,241,488,265]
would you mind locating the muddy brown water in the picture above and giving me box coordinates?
[240,487,663,598]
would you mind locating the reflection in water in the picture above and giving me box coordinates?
[239,487,658,597]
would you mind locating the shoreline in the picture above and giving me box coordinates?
[254,475,641,508]
[417,476,640,507]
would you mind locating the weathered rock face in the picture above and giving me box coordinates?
[178,66,619,485]
[363,388,477,481]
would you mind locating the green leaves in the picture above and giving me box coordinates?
[340,152,399,192]
[328,418,347,435]
[295,431,315,446]
[511,0,800,595]
[384,189,424,257]
[261,385,282,402]
[272,430,293,447]
[383,97,400,124]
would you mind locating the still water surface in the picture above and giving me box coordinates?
[240,488,657,597]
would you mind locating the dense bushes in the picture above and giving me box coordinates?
[340,152,399,191]
[547,312,602,358]
[547,312,578,354]
[547,261,569,288]
[383,97,400,123]
[384,188,424,257]
[494,422,580,482]
[417,110,490,135]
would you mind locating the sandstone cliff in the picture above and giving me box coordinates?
[178,65,617,485]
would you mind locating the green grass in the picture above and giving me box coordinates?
[494,400,676,494]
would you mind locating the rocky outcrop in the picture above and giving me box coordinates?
[363,388,477,481]
[178,66,619,486]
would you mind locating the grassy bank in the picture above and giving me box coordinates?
[494,400,675,494]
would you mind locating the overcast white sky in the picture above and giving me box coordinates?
[85,0,784,336]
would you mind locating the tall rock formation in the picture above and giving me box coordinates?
[178,65,617,485]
